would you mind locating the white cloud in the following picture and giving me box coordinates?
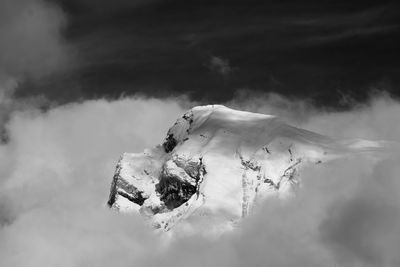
[0,94,399,267]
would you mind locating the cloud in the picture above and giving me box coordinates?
[0,0,72,95]
[66,0,159,13]
[0,94,399,266]
[0,0,71,78]
[0,0,72,132]
[0,97,186,266]
[290,4,400,45]
[303,25,400,45]
[208,56,233,77]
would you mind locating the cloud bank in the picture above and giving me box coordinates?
[0,94,399,267]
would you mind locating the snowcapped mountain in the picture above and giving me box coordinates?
[107,105,382,233]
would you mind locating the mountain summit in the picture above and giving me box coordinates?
[107,105,380,232]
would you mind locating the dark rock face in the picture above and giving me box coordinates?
[156,157,206,210]
[108,164,147,207]
[117,190,146,206]
[162,111,194,153]
[163,134,177,153]
[156,176,197,209]
[107,165,122,207]
[108,154,207,213]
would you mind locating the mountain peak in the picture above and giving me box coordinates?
[107,105,377,233]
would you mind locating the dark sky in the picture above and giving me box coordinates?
[17,0,400,106]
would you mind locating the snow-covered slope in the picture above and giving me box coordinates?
[108,105,382,233]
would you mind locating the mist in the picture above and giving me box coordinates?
[0,93,398,266]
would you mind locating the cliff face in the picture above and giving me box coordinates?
[107,105,380,233]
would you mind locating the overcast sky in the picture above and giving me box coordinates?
[7,0,399,107]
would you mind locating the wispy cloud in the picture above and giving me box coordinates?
[208,56,233,77]
[302,25,400,45]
